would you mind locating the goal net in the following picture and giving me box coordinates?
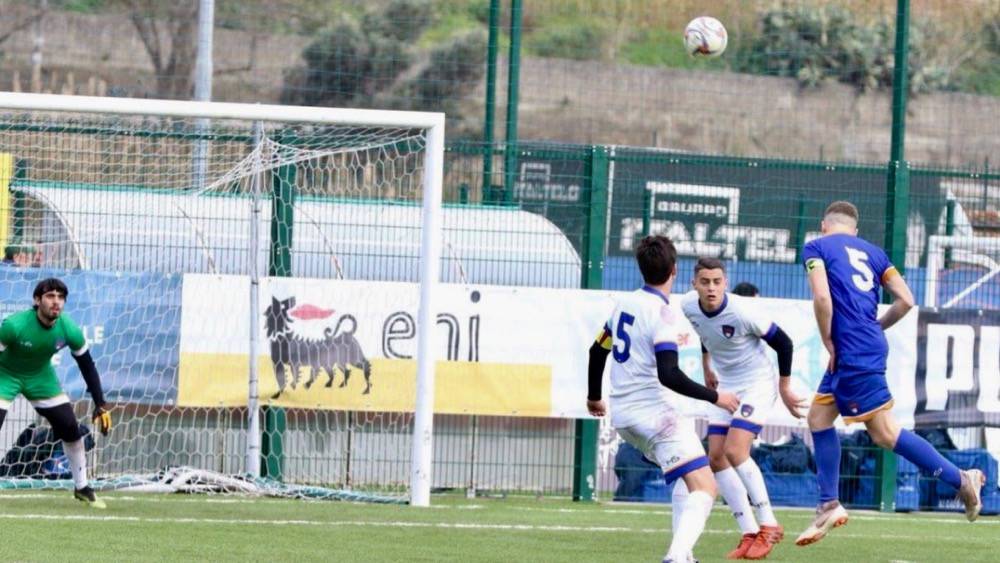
[924,235,1000,309]
[0,93,444,505]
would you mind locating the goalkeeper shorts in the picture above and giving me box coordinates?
[0,372,65,408]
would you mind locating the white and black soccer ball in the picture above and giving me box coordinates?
[684,16,728,58]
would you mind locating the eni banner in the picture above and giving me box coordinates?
[177,274,920,424]
[178,274,616,417]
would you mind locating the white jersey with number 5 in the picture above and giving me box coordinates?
[680,291,777,387]
[601,286,681,429]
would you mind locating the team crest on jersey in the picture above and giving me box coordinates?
[722,325,735,338]
[849,402,860,414]
[55,340,65,351]
[740,404,755,418]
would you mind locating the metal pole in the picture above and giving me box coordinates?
[192,0,214,189]
[410,117,445,507]
[878,0,911,513]
[246,120,263,478]
[573,146,610,502]
[481,0,501,199]
[502,0,522,203]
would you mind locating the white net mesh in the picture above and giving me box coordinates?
[0,102,436,501]
[925,235,1000,309]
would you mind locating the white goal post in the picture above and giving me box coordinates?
[924,235,1000,309]
[0,92,444,506]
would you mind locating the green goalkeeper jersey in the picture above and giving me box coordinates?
[0,308,87,379]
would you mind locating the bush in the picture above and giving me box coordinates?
[281,1,430,107]
[400,28,488,113]
[734,4,951,93]
[525,18,609,61]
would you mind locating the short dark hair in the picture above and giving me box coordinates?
[635,235,677,285]
[732,282,759,297]
[693,257,726,276]
[824,201,859,222]
[33,278,68,300]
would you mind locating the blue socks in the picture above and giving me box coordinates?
[812,427,841,503]
[893,429,962,489]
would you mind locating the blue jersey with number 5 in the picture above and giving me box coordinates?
[802,233,897,371]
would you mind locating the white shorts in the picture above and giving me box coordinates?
[615,410,707,483]
[707,378,777,435]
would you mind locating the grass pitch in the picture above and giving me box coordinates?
[0,491,994,562]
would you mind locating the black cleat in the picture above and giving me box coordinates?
[74,486,107,509]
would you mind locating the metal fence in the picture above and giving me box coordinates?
[0,0,997,510]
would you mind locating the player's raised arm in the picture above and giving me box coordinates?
[586,322,612,416]
[878,267,915,331]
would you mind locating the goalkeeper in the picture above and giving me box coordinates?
[0,278,111,508]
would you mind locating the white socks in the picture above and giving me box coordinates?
[666,490,714,562]
[63,439,88,489]
[734,458,778,526]
[671,479,688,536]
[715,467,759,534]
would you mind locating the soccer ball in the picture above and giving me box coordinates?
[684,16,728,58]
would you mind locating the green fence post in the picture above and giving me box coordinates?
[262,148,296,481]
[793,195,807,262]
[878,0,912,513]
[574,146,610,502]
[502,0,522,203]
[12,159,27,242]
[944,198,955,268]
[481,0,501,197]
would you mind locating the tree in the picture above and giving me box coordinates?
[118,0,199,99]
[281,0,433,107]
[0,1,49,59]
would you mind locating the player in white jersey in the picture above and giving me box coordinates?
[587,236,739,563]
[678,257,807,560]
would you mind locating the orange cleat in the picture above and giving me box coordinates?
[745,524,783,559]
[726,533,757,559]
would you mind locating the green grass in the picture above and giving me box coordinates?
[0,491,995,562]
[619,29,729,71]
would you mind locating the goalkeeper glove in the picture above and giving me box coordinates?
[93,404,112,436]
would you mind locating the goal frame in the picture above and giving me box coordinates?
[924,234,1000,309]
[0,92,445,507]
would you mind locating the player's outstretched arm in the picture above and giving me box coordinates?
[655,349,738,412]
[72,350,111,435]
[879,272,915,331]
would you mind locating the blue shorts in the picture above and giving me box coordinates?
[814,367,894,424]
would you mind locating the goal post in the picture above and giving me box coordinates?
[0,92,444,505]
[924,235,1000,309]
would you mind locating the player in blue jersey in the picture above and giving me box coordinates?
[795,201,985,547]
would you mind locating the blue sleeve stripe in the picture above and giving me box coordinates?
[730,418,763,435]
[763,323,778,342]
[663,456,709,485]
[653,342,678,353]
[706,425,729,436]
